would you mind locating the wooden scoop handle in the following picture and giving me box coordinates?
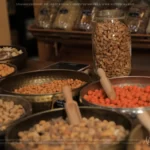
[63,85,82,125]
[62,86,73,103]
[137,112,150,132]
[97,68,116,100]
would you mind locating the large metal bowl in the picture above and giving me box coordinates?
[5,107,132,150]
[0,70,91,112]
[0,45,27,70]
[80,76,150,115]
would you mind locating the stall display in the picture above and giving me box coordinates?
[92,9,131,78]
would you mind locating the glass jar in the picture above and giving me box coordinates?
[92,9,132,78]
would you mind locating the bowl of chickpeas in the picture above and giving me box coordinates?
[0,70,91,112]
[0,95,32,137]
[0,63,17,80]
[6,107,132,150]
[0,46,27,70]
[0,94,32,149]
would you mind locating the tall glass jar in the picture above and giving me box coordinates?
[92,9,131,78]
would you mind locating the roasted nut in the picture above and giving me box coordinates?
[93,20,131,77]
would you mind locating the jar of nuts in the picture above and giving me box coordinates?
[92,9,131,78]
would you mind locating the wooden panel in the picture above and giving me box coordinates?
[0,0,11,44]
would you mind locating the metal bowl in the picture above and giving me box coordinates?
[0,94,32,149]
[0,70,91,112]
[5,107,132,150]
[0,94,32,136]
[0,45,27,70]
[80,76,150,115]
[0,63,17,81]
[127,124,148,150]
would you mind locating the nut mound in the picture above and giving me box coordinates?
[14,79,86,95]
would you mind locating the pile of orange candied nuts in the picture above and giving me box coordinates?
[14,79,86,94]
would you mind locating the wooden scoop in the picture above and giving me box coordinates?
[137,111,150,133]
[62,86,82,125]
[97,68,116,100]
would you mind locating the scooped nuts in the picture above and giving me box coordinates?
[0,64,15,78]
[0,47,23,60]
[92,20,131,78]
[0,99,25,131]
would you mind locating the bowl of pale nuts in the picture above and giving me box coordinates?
[0,70,91,112]
[0,94,32,136]
[6,107,132,150]
[0,46,27,70]
[0,63,17,80]
[127,124,149,150]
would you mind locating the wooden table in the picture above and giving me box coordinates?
[21,57,150,76]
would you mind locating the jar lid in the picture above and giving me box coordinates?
[94,9,126,20]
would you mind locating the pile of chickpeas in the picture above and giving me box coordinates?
[0,64,15,78]
[12,117,129,150]
[14,79,86,94]
[0,99,25,131]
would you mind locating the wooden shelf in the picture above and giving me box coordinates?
[29,24,150,49]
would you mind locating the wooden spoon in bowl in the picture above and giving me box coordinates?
[62,85,82,125]
[97,68,116,100]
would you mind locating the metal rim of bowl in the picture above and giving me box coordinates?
[80,76,150,114]
[0,63,17,80]
[0,94,32,135]
[0,45,27,61]
[1,69,92,97]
